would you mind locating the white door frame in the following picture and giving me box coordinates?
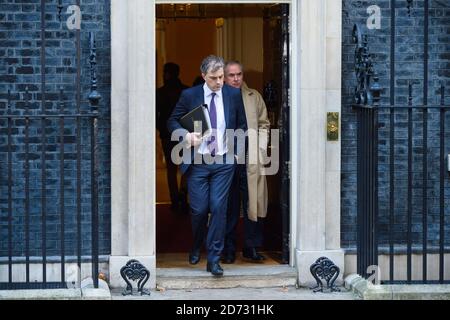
[109,0,343,289]
[153,0,298,266]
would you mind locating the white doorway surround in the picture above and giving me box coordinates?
[109,0,343,289]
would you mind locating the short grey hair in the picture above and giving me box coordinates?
[200,55,225,74]
[224,60,244,73]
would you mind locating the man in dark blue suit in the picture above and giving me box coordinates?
[167,55,247,276]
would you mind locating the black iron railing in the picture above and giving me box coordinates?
[354,83,449,284]
[0,30,101,290]
[355,104,379,279]
[353,0,449,284]
[0,89,100,290]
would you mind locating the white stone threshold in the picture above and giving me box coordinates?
[156,265,297,290]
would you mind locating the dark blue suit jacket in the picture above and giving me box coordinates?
[167,84,247,174]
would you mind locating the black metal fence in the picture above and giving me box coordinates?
[0,31,101,290]
[353,0,449,284]
[353,18,450,284]
[355,84,449,284]
[0,91,99,290]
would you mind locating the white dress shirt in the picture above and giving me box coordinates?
[198,83,227,155]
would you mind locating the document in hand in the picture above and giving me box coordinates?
[180,104,212,138]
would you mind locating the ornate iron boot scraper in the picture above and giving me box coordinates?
[310,257,340,293]
[120,259,151,296]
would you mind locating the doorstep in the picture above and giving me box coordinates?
[156,265,297,289]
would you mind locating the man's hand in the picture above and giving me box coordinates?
[186,132,202,147]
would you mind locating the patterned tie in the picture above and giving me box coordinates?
[207,92,217,156]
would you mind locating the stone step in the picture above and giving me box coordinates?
[156,265,297,289]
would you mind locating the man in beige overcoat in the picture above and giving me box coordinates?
[222,61,270,263]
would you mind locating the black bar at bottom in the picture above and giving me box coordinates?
[91,117,99,288]
[77,118,82,273]
[389,107,395,283]
[407,106,412,283]
[7,115,13,284]
[439,108,445,283]
[25,116,30,283]
[41,117,47,283]
[59,114,65,284]
[422,108,428,283]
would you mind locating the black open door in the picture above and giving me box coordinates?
[262,3,290,264]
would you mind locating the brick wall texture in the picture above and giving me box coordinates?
[342,0,450,250]
[0,0,111,257]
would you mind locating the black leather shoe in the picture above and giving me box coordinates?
[206,262,224,276]
[242,247,265,262]
[189,251,200,265]
[221,253,235,264]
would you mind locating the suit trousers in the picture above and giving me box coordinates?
[186,159,236,264]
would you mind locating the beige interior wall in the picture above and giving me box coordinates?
[159,19,217,87]
[218,17,264,93]
[157,16,264,92]
[155,20,166,88]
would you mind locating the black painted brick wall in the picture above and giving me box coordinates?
[342,0,450,250]
[0,0,111,257]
